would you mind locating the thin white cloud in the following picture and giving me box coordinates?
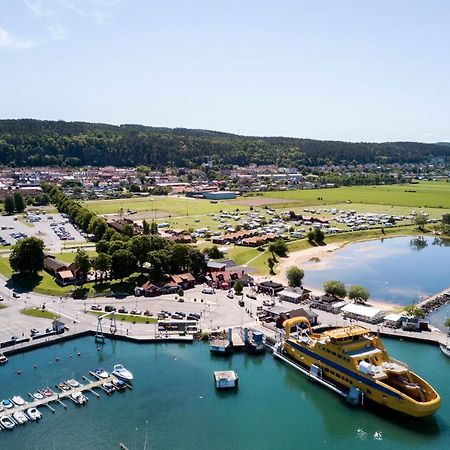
[47,22,68,40]
[0,26,37,49]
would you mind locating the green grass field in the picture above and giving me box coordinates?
[260,181,450,209]
[88,310,157,324]
[21,307,60,320]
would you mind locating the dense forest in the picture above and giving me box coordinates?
[0,119,449,168]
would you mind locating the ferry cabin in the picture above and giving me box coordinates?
[283,318,440,417]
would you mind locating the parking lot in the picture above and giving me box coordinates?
[0,212,86,252]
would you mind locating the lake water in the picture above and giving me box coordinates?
[303,236,450,307]
[1,337,449,450]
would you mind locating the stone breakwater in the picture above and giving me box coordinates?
[418,289,450,315]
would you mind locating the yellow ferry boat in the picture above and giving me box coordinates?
[281,317,441,417]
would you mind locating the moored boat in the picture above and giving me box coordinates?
[280,317,441,418]
[440,343,450,358]
[12,395,27,407]
[2,399,13,409]
[12,411,28,425]
[0,353,8,364]
[66,379,80,388]
[58,382,70,391]
[112,364,133,381]
[0,415,15,430]
[245,331,265,354]
[71,392,88,405]
[27,407,42,421]
[41,388,54,398]
[102,382,115,395]
[112,379,126,391]
[94,368,109,379]
[32,391,44,400]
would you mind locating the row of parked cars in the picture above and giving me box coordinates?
[90,304,200,321]
[10,232,27,241]
[50,221,75,241]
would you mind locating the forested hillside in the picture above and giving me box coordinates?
[0,119,449,168]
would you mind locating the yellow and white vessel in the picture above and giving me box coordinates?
[278,317,440,418]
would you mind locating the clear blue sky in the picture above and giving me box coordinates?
[1,0,449,142]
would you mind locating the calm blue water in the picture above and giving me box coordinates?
[1,337,449,450]
[304,236,450,306]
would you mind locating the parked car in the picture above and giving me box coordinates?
[238,299,245,307]
[130,310,141,315]
[0,295,4,301]
[91,304,102,311]
[12,292,20,298]
[104,305,116,312]
[30,328,40,337]
[202,288,215,294]
[118,307,128,314]
[246,292,257,300]
[227,291,234,299]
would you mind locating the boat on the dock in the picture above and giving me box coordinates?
[245,331,265,354]
[58,382,71,391]
[67,379,80,388]
[214,370,238,389]
[102,382,115,395]
[26,407,42,421]
[112,379,126,391]
[32,391,44,400]
[94,368,109,379]
[280,317,441,418]
[2,399,13,409]
[0,415,15,430]
[112,364,133,381]
[71,392,88,405]
[0,353,8,364]
[12,395,27,407]
[440,344,450,358]
[41,388,54,398]
[12,411,28,425]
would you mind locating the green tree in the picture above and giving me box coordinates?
[286,266,304,287]
[127,235,152,272]
[74,249,91,285]
[267,256,276,275]
[442,213,450,225]
[307,227,325,244]
[404,305,425,319]
[268,239,288,258]
[4,196,15,215]
[142,219,150,235]
[444,318,450,329]
[95,239,110,254]
[93,253,111,282]
[348,285,370,303]
[9,236,45,275]
[233,280,243,294]
[122,223,134,237]
[150,221,158,235]
[111,249,137,280]
[414,213,428,231]
[205,245,223,260]
[323,280,347,298]
[13,192,25,212]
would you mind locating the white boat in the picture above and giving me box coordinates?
[112,379,126,391]
[27,407,42,421]
[32,391,44,400]
[102,382,115,395]
[94,368,109,379]
[12,395,27,407]
[71,392,88,405]
[12,411,28,425]
[440,344,450,358]
[66,379,80,388]
[0,415,15,430]
[0,353,8,364]
[111,364,133,381]
[2,399,13,409]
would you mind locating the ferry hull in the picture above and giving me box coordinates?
[283,341,440,418]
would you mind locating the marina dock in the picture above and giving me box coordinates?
[0,372,130,431]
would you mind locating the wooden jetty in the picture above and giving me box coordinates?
[0,375,117,421]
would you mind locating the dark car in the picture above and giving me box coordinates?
[12,292,20,298]
[118,307,128,314]
[238,299,245,307]
[104,305,116,312]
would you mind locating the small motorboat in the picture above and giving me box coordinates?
[71,392,88,405]
[66,379,80,388]
[440,344,450,358]
[41,388,54,397]
[13,411,29,425]
[32,391,44,400]
[112,379,126,391]
[12,395,27,407]
[0,353,8,364]
[27,407,42,421]
[0,415,15,430]
[58,382,71,391]
[112,364,133,381]
[102,382,115,395]
[94,368,109,379]
[2,399,13,409]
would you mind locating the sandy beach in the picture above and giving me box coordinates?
[253,241,402,312]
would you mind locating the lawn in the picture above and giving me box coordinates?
[55,250,98,263]
[21,307,60,320]
[83,196,249,217]
[88,310,157,324]
[260,181,450,209]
